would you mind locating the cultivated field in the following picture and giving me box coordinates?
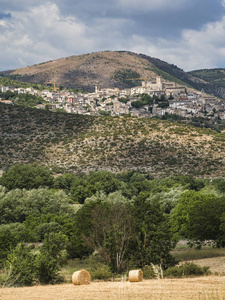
[1,276,225,300]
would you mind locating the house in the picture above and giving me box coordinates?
[1,100,13,104]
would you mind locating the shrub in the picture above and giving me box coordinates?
[90,264,113,280]
[35,232,68,284]
[35,222,62,241]
[5,243,36,286]
[142,265,156,279]
[0,223,30,244]
[164,262,211,278]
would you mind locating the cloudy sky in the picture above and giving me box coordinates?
[1,0,225,71]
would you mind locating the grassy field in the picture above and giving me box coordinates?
[2,276,225,300]
[172,242,225,262]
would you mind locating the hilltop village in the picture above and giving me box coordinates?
[1,76,225,119]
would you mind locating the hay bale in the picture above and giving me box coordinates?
[128,269,143,282]
[72,270,91,285]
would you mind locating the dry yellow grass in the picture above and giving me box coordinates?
[1,276,225,300]
[183,256,225,275]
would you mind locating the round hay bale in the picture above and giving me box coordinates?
[72,270,91,285]
[128,269,143,282]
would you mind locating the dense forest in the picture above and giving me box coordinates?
[0,164,225,286]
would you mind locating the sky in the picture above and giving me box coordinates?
[1,0,225,72]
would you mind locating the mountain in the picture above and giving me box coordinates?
[0,51,207,93]
[1,103,225,177]
[189,68,225,99]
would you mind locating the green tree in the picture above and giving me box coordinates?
[171,191,225,246]
[0,223,29,243]
[5,243,36,286]
[88,170,121,195]
[0,164,54,190]
[0,227,16,266]
[35,232,68,284]
[23,213,72,242]
[0,188,28,224]
[70,171,121,204]
[70,184,92,204]
[131,192,176,269]
[35,222,62,241]
[82,192,134,272]
[66,198,98,259]
[53,173,77,192]
[113,69,141,87]
[3,233,68,286]
[72,191,176,272]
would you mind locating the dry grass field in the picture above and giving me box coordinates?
[1,276,225,300]
[2,248,225,299]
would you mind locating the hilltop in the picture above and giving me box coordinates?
[1,103,225,177]
[0,51,207,94]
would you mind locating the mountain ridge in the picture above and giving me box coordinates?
[0,51,206,93]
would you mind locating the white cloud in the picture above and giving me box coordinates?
[125,14,225,71]
[1,1,225,72]
[117,0,187,11]
[0,2,92,70]
[0,2,137,70]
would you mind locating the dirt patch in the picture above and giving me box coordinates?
[1,276,225,300]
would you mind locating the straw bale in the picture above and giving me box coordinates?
[72,270,91,285]
[129,269,143,282]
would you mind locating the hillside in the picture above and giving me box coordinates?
[0,51,205,93]
[189,68,225,98]
[1,103,225,177]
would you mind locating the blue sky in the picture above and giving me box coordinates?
[1,0,225,71]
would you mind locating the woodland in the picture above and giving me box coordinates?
[0,164,224,286]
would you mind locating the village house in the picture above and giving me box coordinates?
[1,75,224,120]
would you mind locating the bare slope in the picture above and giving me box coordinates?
[1,51,203,92]
[1,103,225,177]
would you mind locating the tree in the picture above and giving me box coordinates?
[0,164,54,190]
[84,193,134,272]
[35,222,62,241]
[70,171,121,204]
[0,188,72,225]
[53,173,77,192]
[88,170,121,195]
[66,199,96,259]
[70,184,92,204]
[5,243,36,286]
[72,192,134,272]
[72,191,176,272]
[35,232,68,284]
[0,188,28,224]
[171,191,225,246]
[4,232,68,286]
[0,223,29,243]
[131,192,176,269]
[0,227,16,266]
